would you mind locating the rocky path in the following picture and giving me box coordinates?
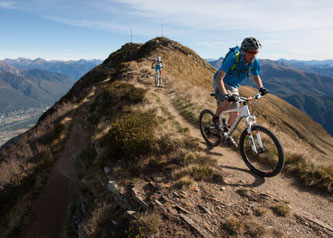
[153,84,333,237]
[20,102,91,238]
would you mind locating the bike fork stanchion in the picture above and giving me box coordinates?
[255,131,263,149]
[248,132,258,154]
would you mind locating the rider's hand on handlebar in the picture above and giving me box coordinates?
[259,87,268,96]
[224,95,239,102]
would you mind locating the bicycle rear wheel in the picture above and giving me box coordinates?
[239,125,284,177]
[199,109,221,147]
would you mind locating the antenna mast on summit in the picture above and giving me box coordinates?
[161,17,163,37]
[130,28,133,42]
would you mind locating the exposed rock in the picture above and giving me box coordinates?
[106,180,131,210]
[179,214,214,238]
[131,187,148,211]
[198,204,211,214]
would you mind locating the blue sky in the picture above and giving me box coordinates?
[0,0,332,61]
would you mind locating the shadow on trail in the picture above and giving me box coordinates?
[220,165,265,188]
[201,144,224,156]
[203,147,223,156]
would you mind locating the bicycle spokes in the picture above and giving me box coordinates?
[242,128,282,176]
[199,110,221,147]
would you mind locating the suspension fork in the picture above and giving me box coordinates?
[245,115,262,154]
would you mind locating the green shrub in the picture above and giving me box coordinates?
[87,81,146,126]
[106,111,157,160]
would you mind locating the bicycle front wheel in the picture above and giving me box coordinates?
[239,125,285,177]
[199,109,221,147]
[155,72,160,87]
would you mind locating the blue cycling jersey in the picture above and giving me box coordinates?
[213,51,260,88]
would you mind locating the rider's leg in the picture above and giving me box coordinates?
[213,83,238,125]
[228,112,239,126]
[215,100,232,117]
[159,69,163,83]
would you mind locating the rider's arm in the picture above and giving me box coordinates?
[252,75,264,89]
[216,70,228,95]
[152,62,155,68]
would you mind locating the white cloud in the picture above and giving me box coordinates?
[0,1,17,9]
[1,0,333,59]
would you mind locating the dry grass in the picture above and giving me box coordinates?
[223,217,266,237]
[245,221,266,238]
[66,38,333,238]
[156,60,333,193]
[127,212,161,238]
[284,152,333,193]
[0,101,74,236]
[174,176,196,190]
[254,207,268,217]
[3,36,333,237]
[83,202,115,237]
[272,202,291,217]
[224,216,244,235]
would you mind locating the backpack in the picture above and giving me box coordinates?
[223,46,252,78]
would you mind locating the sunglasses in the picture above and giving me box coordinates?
[246,51,259,56]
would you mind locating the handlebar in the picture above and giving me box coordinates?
[237,92,263,103]
[209,92,264,103]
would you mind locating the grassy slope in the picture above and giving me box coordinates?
[1,36,333,237]
[148,38,333,159]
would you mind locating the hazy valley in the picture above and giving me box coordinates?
[0,59,101,145]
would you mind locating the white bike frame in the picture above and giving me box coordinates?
[155,70,162,86]
[220,99,263,154]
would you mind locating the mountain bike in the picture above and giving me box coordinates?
[153,67,163,87]
[199,92,285,177]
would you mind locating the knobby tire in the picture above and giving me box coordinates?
[239,125,285,177]
[199,109,221,147]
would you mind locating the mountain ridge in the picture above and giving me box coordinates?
[4,57,102,80]
[1,37,333,237]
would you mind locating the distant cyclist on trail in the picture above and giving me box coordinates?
[152,56,163,82]
[212,37,268,145]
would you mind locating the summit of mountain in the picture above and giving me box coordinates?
[1,37,333,237]
[0,60,21,75]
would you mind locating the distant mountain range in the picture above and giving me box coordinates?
[4,58,102,80]
[0,61,76,114]
[207,58,333,136]
[277,59,333,68]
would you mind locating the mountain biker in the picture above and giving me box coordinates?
[212,37,268,147]
[152,56,163,81]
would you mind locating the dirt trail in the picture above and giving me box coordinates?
[21,106,90,238]
[154,85,333,234]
